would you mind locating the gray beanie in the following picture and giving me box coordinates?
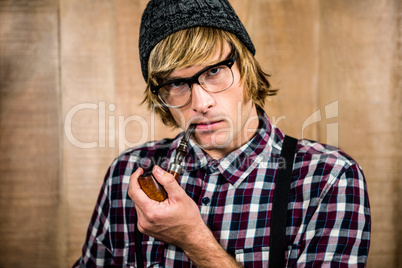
[139,0,256,82]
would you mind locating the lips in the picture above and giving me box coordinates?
[194,120,224,131]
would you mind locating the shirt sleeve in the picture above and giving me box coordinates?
[72,166,114,268]
[290,163,371,267]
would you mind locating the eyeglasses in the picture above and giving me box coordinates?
[151,52,236,108]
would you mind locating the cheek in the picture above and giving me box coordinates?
[169,108,187,128]
[218,83,246,107]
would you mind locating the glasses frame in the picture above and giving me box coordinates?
[151,52,236,108]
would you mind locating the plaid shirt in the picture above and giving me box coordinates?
[74,111,370,267]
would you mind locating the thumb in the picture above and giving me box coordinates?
[152,165,183,198]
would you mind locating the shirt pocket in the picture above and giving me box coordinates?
[125,240,165,267]
[235,246,269,268]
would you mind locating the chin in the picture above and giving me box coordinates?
[194,133,233,150]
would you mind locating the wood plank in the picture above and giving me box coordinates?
[59,0,117,265]
[395,2,402,267]
[317,0,401,267]
[0,0,62,266]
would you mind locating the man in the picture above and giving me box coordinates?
[74,0,370,267]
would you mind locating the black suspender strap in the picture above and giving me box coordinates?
[135,139,173,268]
[134,217,144,268]
[269,135,298,268]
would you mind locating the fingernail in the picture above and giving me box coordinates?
[153,165,164,176]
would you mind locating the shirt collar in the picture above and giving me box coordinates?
[180,109,285,187]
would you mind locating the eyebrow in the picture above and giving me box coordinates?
[165,75,186,81]
[166,64,209,81]
[166,58,228,82]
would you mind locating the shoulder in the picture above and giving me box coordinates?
[292,139,366,198]
[294,139,362,175]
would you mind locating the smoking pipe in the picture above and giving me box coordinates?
[138,125,196,201]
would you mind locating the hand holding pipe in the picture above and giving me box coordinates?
[138,125,196,201]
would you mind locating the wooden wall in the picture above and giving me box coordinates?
[0,0,400,267]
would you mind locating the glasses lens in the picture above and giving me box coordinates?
[158,81,191,108]
[199,65,234,93]
[157,60,234,108]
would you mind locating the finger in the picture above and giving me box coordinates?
[134,203,145,221]
[128,167,145,202]
[134,202,148,234]
[152,165,183,199]
[134,205,158,237]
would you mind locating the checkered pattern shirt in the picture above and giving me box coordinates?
[74,111,371,267]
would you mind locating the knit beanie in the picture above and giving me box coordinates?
[139,0,256,82]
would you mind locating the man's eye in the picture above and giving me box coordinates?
[168,81,185,89]
[207,67,221,76]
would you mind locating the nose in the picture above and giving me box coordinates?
[190,83,215,114]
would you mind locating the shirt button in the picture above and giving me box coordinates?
[209,161,218,170]
[202,197,210,205]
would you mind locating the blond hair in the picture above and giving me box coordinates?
[143,27,276,127]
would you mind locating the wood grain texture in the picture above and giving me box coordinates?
[317,1,401,266]
[59,0,117,264]
[0,0,62,267]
